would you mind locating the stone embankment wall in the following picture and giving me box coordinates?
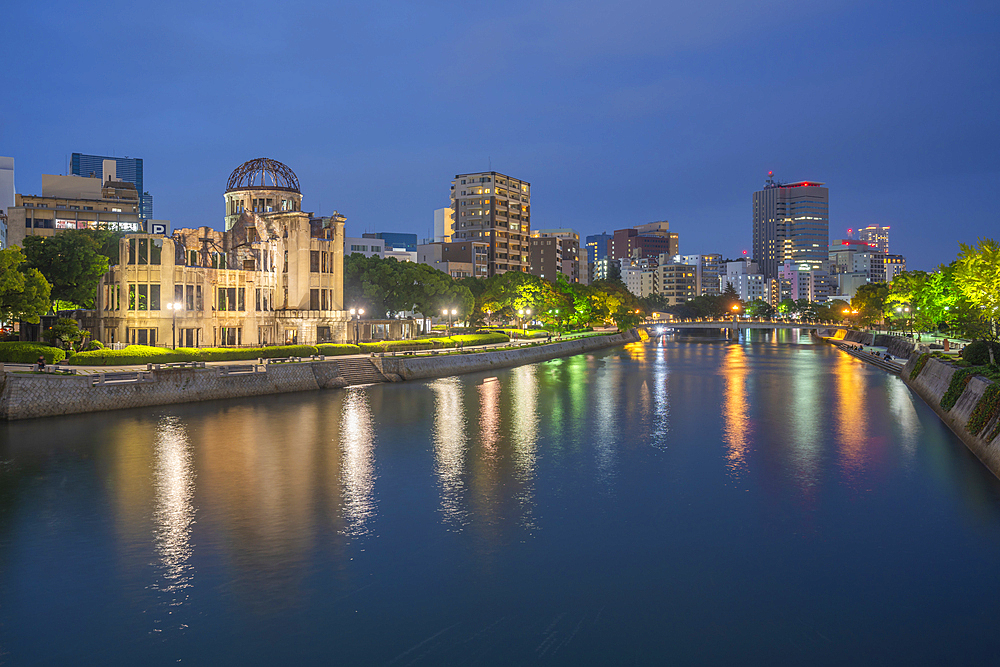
[836,330,916,359]
[0,330,640,421]
[378,329,639,380]
[902,355,1000,478]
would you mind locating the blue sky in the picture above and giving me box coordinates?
[2,0,997,270]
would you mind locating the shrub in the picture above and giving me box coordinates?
[449,333,509,345]
[84,340,104,351]
[941,368,977,411]
[967,384,1000,436]
[316,344,361,356]
[360,340,436,353]
[909,353,931,380]
[961,340,1000,366]
[191,345,320,362]
[0,342,67,364]
[66,345,193,366]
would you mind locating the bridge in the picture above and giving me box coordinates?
[644,318,850,331]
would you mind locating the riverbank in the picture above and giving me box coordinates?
[0,329,641,421]
[817,329,911,374]
[902,354,1000,478]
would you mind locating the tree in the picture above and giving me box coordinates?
[744,298,773,318]
[954,237,1000,363]
[22,231,109,309]
[45,317,83,349]
[777,298,797,317]
[851,283,889,329]
[0,246,52,324]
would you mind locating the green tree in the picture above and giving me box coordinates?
[744,298,773,318]
[954,237,1000,363]
[776,298,797,317]
[851,283,889,329]
[22,231,109,309]
[0,246,52,324]
[45,317,83,349]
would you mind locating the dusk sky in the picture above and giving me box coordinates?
[3,0,997,270]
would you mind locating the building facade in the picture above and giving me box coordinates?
[450,171,530,276]
[95,158,349,347]
[417,240,489,278]
[676,253,723,297]
[610,222,678,261]
[530,228,581,283]
[752,177,829,280]
[0,156,13,248]
[346,237,385,258]
[71,153,151,219]
[858,224,890,254]
[6,169,162,249]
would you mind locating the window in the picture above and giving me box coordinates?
[321,251,327,273]
[138,239,148,265]
[218,287,227,311]
[311,250,320,272]
[220,327,241,346]
[196,285,203,311]
[228,287,237,311]
[149,284,161,311]
[238,287,245,311]
[256,288,261,311]
[138,284,148,310]
[186,285,194,311]
[189,250,197,266]
[129,239,136,264]
[310,289,320,310]
[174,284,183,305]
[150,239,162,265]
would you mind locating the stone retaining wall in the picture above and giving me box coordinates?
[0,331,639,421]
[379,329,640,381]
[902,355,1000,478]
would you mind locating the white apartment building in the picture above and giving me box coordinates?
[676,253,723,296]
[345,237,385,258]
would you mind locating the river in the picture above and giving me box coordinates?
[2,332,1000,665]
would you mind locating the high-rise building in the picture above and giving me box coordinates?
[450,171,530,276]
[752,176,829,280]
[884,254,906,282]
[417,240,489,278]
[858,224,890,254]
[71,153,151,219]
[0,156,13,248]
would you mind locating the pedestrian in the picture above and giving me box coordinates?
[36,355,46,372]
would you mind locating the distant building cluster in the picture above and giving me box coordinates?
[0,148,911,347]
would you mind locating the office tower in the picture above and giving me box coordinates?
[71,153,151,218]
[0,157,13,248]
[610,221,678,261]
[858,224,890,254]
[883,254,906,282]
[362,232,418,262]
[752,176,829,280]
[585,232,612,285]
[450,171,530,276]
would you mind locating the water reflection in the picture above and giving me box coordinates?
[592,359,619,482]
[788,350,822,488]
[510,365,539,528]
[151,416,196,615]
[431,377,469,527]
[478,377,501,453]
[721,344,749,476]
[340,389,377,536]
[834,352,870,478]
[887,376,921,457]
[649,340,670,450]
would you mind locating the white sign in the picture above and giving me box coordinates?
[150,223,168,236]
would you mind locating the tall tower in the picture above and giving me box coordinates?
[71,153,151,218]
[752,174,829,280]
[858,224,890,254]
[450,171,530,276]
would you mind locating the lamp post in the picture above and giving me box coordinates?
[442,308,457,336]
[349,307,364,345]
[166,302,182,349]
[731,303,740,338]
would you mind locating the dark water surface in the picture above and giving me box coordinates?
[3,333,1000,666]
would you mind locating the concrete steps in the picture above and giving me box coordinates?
[333,358,388,386]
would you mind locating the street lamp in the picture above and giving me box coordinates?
[349,307,365,345]
[166,301,182,349]
[442,308,457,335]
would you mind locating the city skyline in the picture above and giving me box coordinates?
[2,1,998,272]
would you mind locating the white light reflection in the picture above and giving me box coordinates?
[592,361,619,480]
[510,365,539,528]
[431,377,469,527]
[789,351,822,488]
[887,375,920,458]
[650,341,670,450]
[340,389,377,536]
[479,377,501,454]
[151,416,196,611]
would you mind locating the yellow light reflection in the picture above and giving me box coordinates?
[510,365,539,528]
[340,389,377,536]
[151,416,196,606]
[431,377,468,527]
[478,377,501,453]
[722,345,749,475]
[593,360,619,479]
[834,351,869,476]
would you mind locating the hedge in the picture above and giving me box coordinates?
[66,345,193,366]
[961,340,1000,366]
[67,344,324,366]
[317,344,361,356]
[0,342,67,364]
[967,383,1000,436]
[360,333,509,353]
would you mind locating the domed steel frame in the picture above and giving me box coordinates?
[226,158,300,193]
